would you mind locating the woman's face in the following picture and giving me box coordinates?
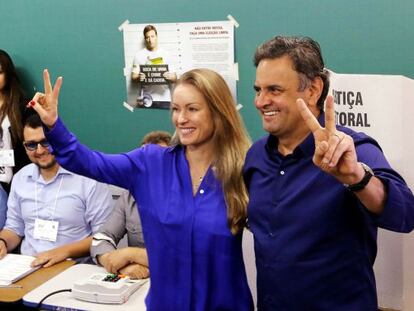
[171,83,215,150]
[0,64,6,92]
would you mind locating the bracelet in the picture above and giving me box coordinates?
[0,237,8,250]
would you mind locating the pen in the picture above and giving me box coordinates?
[0,284,22,289]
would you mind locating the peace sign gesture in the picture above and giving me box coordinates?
[29,69,63,128]
[297,95,362,185]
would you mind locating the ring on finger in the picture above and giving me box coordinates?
[332,133,344,141]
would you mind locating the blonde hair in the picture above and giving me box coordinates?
[173,68,251,234]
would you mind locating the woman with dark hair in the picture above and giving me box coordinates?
[0,50,30,194]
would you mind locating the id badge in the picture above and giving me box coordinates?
[0,150,15,167]
[33,218,59,242]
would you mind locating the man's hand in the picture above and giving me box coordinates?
[0,239,8,259]
[30,69,62,128]
[139,72,146,82]
[163,71,177,82]
[297,95,364,185]
[98,248,134,274]
[119,263,149,279]
[31,248,70,268]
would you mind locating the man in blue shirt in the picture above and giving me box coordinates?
[244,36,414,310]
[0,114,113,267]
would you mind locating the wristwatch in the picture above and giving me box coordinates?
[344,162,374,192]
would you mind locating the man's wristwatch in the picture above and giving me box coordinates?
[344,162,374,192]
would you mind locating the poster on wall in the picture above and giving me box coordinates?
[122,20,235,110]
[329,70,414,185]
[328,71,414,309]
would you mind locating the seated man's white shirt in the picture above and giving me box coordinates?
[4,164,113,255]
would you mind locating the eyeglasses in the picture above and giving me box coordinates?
[23,139,50,151]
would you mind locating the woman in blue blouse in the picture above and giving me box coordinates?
[30,68,253,311]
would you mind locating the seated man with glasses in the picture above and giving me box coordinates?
[0,113,113,267]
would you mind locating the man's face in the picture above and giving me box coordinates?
[23,126,57,170]
[254,55,311,139]
[144,30,158,51]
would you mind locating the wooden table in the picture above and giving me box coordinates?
[0,260,75,303]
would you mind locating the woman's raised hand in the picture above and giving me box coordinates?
[29,69,62,128]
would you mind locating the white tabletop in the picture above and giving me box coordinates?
[23,264,149,310]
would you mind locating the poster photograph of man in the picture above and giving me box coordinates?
[130,24,177,109]
[122,20,235,110]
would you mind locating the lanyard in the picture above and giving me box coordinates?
[35,175,64,221]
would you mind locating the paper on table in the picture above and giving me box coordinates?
[0,254,40,286]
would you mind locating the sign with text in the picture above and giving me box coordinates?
[329,71,414,310]
[329,70,414,187]
[140,65,169,85]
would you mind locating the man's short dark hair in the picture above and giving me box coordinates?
[143,25,157,37]
[24,113,42,129]
[254,36,330,111]
[141,131,171,146]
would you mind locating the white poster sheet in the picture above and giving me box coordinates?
[122,21,235,110]
[329,70,414,183]
[329,70,414,308]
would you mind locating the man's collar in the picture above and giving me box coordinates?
[265,112,326,158]
[23,164,73,182]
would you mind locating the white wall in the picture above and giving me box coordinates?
[330,73,414,310]
[402,77,414,311]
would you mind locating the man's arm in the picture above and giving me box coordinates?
[119,263,149,279]
[2,178,25,256]
[162,50,177,83]
[94,191,148,278]
[0,186,8,229]
[90,191,129,263]
[131,70,139,80]
[343,164,387,214]
[297,96,387,214]
[98,246,148,274]
[0,229,22,259]
[84,181,114,236]
[31,236,92,267]
[131,53,145,81]
[132,71,146,81]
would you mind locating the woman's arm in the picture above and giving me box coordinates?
[30,70,145,190]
